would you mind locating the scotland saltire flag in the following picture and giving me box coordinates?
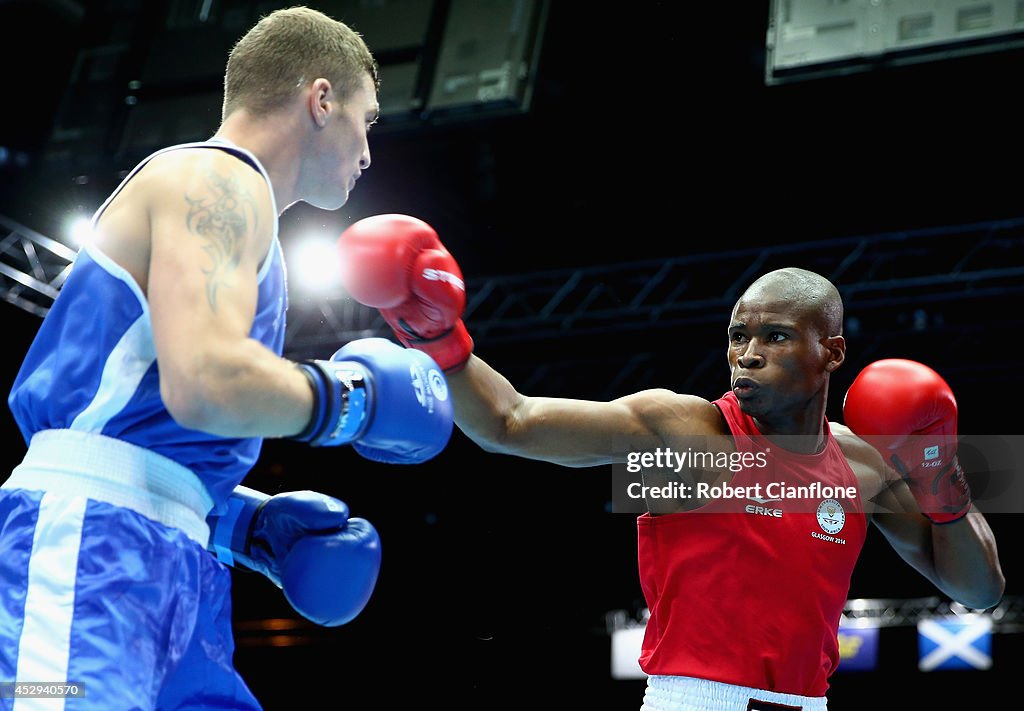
[918,615,993,671]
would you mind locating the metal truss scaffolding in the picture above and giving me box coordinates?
[841,595,1024,632]
[283,216,1024,359]
[0,215,77,318]
[3,213,1023,392]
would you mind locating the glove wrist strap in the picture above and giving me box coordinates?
[394,320,473,372]
[293,361,371,446]
[924,457,972,525]
[208,485,270,568]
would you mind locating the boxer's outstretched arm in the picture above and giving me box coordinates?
[450,354,718,467]
[335,214,721,466]
[143,149,312,438]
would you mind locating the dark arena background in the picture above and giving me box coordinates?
[1,1,1021,708]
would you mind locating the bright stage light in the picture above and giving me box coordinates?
[67,215,94,247]
[288,233,342,294]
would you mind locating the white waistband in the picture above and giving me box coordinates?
[3,430,214,546]
[641,675,827,711]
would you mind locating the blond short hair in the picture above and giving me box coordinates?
[223,5,378,119]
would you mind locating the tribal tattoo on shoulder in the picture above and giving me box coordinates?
[184,167,259,312]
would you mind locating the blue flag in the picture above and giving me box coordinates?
[918,615,992,671]
[836,624,879,671]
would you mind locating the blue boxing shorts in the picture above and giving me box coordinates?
[0,430,261,710]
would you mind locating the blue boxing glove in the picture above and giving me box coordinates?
[292,337,453,464]
[208,485,381,626]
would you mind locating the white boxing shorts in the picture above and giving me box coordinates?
[641,675,828,711]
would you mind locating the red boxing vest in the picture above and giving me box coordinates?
[637,391,867,696]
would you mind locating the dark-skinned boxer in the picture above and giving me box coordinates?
[336,213,1004,711]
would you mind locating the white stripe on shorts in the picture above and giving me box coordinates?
[13,493,87,711]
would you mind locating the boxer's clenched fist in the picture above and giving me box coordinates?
[208,486,381,626]
[843,358,972,524]
[337,214,473,372]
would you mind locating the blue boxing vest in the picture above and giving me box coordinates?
[7,139,287,511]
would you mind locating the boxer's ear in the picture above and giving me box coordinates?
[823,335,845,372]
[308,78,333,128]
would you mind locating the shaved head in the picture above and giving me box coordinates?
[739,268,843,337]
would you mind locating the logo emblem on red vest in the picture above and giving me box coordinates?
[816,498,846,534]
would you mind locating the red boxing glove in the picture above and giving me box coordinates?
[336,214,473,372]
[843,358,971,524]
